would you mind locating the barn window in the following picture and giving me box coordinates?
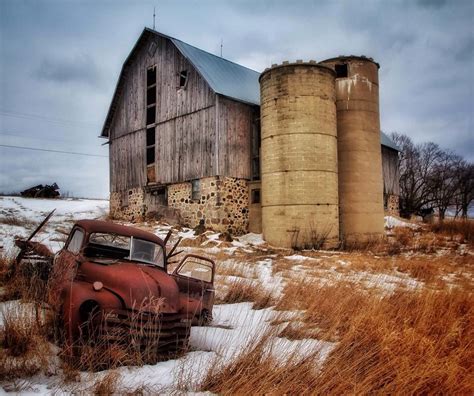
[146,147,155,165]
[147,86,156,106]
[335,64,348,78]
[191,179,200,201]
[251,189,261,204]
[146,106,156,125]
[146,127,155,146]
[146,66,157,126]
[179,70,188,89]
[251,119,261,180]
[147,66,156,86]
[146,65,157,171]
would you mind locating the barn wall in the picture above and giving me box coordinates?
[109,34,217,193]
[382,146,400,215]
[155,106,216,184]
[217,96,258,180]
[109,130,146,192]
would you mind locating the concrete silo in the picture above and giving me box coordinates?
[320,56,384,243]
[259,61,339,249]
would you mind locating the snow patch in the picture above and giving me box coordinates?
[384,215,418,229]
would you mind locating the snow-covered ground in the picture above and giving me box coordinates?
[384,215,418,229]
[0,196,108,253]
[1,197,468,393]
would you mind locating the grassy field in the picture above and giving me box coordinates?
[0,212,473,394]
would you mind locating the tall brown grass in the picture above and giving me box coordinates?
[0,303,51,379]
[217,277,275,309]
[429,219,474,244]
[200,281,473,394]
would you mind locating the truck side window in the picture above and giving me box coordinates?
[177,257,213,283]
[67,229,84,254]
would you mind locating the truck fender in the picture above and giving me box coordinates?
[61,280,122,345]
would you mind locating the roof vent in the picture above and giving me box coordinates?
[148,41,157,57]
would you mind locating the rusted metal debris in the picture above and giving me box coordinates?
[21,183,60,198]
[14,214,215,361]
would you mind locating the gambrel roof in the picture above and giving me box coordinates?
[101,28,259,138]
[101,28,400,152]
[172,38,260,106]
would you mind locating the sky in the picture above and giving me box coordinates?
[0,0,473,199]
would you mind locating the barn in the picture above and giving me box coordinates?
[100,28,400,243]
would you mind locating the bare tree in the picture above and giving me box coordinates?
[391,132,472,220]
[391,133,442,217]
[454,162,474,219]
[429,150,463,220]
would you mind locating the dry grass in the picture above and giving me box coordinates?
[216,277,275,309]
[1,255,51,302]
[59,297,190,372]
[92,371,119,395]
[0,251,15,285]
[216,259,256,278]
[276,279,371,342]
[0,215,35,228]
[0,303,51,380]
[200,279,474,394]
[200,329,326,395]
[429,219,474,244]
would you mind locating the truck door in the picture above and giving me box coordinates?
[172,254,215,315]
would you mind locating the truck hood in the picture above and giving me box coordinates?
[78,261,180,313]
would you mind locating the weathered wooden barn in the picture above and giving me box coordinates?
[101,28,400,235]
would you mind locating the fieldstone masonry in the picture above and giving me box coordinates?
[110,188,146,221]
[168,176,249,235]
[386,194,400,216]
[111,177,249,235]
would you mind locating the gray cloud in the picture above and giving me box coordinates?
[0,0,473,198]
[35,54,103,88]
[416,0,447,8]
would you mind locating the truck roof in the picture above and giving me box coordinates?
[75,220,164,246]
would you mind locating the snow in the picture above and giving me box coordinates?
[0,196,108,253]
[234,233,265,246]
[384,215,418,229]
[284,254,320,262]
[0,196,457,393]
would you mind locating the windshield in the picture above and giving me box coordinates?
[85,233,165,268]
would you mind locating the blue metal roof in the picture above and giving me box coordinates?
[102,27,402,154]
[380,131,401,152]
[171,38,260,106]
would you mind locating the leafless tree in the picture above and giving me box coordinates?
[390,132,472,220]
[454,162,474,219]
[391,133,442,217]
[429,150,463,220]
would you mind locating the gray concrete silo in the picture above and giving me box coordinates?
[259,61,339,249]
[320,56,384,243]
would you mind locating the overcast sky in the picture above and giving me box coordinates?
[0,0,473,199]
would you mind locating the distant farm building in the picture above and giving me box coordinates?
[101,28,400,247]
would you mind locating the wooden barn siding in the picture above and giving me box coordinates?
[155,105,216,184]
[217,96,257,179]
[109,34,216,191]
[382,146,400,196]
[109,131,146,192]
[109,35,214,140]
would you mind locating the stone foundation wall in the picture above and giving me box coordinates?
[385,194,400,216]
[168,176,249,235]
[110,187,146,222]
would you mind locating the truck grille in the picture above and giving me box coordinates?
[99,309,192,354]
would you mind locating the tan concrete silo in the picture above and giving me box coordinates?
[259,61,339,249]
[319,56,384,243]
